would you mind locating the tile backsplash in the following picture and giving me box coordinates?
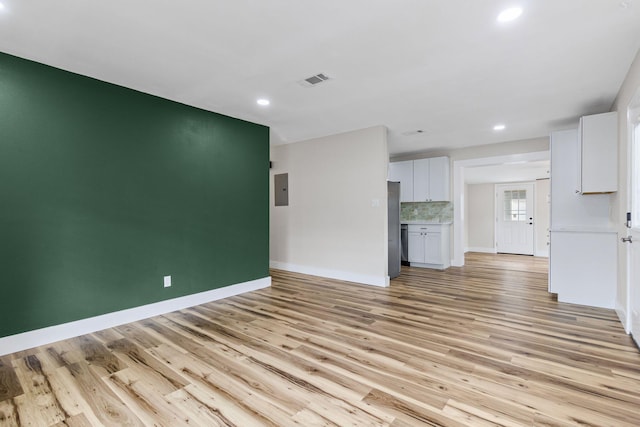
[401,201,453,223]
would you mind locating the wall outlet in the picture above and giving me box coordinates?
[163,275,171,288]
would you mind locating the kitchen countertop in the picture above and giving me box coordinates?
[549,226,617,234]
[402,221,453,225]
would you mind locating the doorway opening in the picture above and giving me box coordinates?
[453,151,550,266]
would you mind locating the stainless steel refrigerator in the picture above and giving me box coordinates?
[388,181,401,279]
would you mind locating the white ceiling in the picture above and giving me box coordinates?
[0,1,639,156]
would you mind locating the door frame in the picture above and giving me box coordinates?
[495,182,536,255]
[623,87,640,337]
[452,151,549,266]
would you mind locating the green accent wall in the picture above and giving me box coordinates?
[0,52,269,338]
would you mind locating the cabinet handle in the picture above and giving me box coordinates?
[621,236,633,243]
[575,190,580,194]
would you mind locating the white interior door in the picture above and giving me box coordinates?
[496,183,535,255]
[628,99,640,343]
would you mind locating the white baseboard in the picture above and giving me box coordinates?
[466,247,497,254]
[535,249,550,258]
[0,276,271,356]
[616,303,630,334]
[270,261,389,287]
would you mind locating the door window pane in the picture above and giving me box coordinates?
[504,190,527,222]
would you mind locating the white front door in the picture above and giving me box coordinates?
[496,183,535,255]
[628,96,640,343]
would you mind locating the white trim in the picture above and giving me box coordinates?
[453,161,465,266]
[453,151,549,267]
[617,303,630,334]
[270,261,389,287]
[535,249,549,258]
[623,87,640,337]
[0,277,271,356]
[466,247,497,254]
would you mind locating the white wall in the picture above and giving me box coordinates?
[466,184,495,252]
[535,179,550,257]
[269,126,389,287]
[612,48,640,329]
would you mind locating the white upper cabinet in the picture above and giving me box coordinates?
[577,112,617,194]
[413,157,450,202]
[388,160,413,202]
[390,157,449,202]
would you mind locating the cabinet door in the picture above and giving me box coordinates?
[549,231,616,308]
[579,112,617,193]
[413,158,430,201]
[408,232,425,263]
[428,157,450,201]
[389,160,414,202]
[424,232,442,264]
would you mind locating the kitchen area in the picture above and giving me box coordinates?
[388,156,452,278]
[386,111,619,308]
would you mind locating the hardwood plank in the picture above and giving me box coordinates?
[112,323,166,350]
[64,361,143,426]
[34,350,105,426]
[442,399,524,427]
[11,356,67,426]
[148,343,293,425]
[91,329,124,345]
[362,388,465,427]
[103,366,186,426]
[0,356,23,401]
[51,413,93,427]
[105,338,188,392]
[0,399,20,427]
[164,388,240,427]
[68,335,126,377]
[182,382,279,427]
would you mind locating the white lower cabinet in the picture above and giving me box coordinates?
[548,229,616,309]
[407,224,450,269]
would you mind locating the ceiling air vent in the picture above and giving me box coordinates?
[402,130,425,136]
[299,73,331,87]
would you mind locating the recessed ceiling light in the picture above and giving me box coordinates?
[0,3,6,11]
[497,7,523,22]
[493,124,506,131]
[256,98,270,106]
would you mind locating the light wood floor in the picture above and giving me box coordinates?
[1,253,639,426]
